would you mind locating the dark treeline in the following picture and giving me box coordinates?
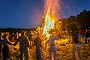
[0,28,36,33]
[61,10,90,32]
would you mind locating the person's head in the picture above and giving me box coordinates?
[6,35,9,39]
[16,32,18,35]
[86,29,89,32]
[24,31,27,35]
[1,32,5,37]
[18,32,21,37]
[2,33,7,38]
[12,33,14,35]
[31,31,34,35]
[36,31,39,37]
[21,31,25,36]
[6,32,10,36]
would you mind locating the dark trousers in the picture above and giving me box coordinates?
[0,43,2,57]
[36,47,42,60]
[85,39,87,44]
[2,45,9,60]
[20,47,28,60]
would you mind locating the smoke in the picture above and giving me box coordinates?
[43,0,61,20]
[29,5,43,28]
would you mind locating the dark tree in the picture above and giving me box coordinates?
[77,10,90,29]
[61,16,78,31]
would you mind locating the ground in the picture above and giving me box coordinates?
[0,41,90,60]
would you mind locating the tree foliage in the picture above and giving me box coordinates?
[61,10,90,31]
[77,10,90,29]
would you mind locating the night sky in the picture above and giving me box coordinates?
[0,0,90,28]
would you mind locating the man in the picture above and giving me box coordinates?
[0,32,2,58]
[1,32,12,60]
[34,31,42,60]
[85,29,90,43]
[0,32,6,58]
[71,31,81,60]
[46,30,59,60]
[13,31,29,60]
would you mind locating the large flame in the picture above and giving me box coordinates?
[43,10,55,39]
[43,0,60,39]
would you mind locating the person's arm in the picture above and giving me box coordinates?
[5,39,12,45]
[45,39,49,47]
[26,38,30,47]
[0,38,2,42]
[53,36,60,40]
[7,41,12,45]
[13,38,19,46]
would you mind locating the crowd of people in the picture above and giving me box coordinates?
[0,31,34,60]
[0,28,90,60]
[0,30,61,60]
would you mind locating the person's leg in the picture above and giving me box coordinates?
[20,49,23,60]
[72,44,76,60]
[7,45,12,60]
[24,48,28,60]
[54,51,56,60]
[49,50,52,60]
[2,46,7,60]
[77,45,81,60]
[85,38,87,44]
[36,47,41,60]
[0,43,2,58]
[87,37,89,43]
[2,53,7,60]
[88,38,90,43]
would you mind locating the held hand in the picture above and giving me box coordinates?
[28,46,32,49]
[13,44,16,46]
[29,46,32,49]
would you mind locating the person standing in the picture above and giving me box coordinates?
[0,32,2,58]
[13,31,29,60]
[1,32,12,60]
[85,29,90,43]
[34,31,42,60]
[46,30,59,60]
[72,32,81,60]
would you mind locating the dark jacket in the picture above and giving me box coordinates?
[14,36,29,49]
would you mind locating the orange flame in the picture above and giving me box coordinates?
[43,0,60,39]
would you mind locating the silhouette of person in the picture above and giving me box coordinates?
[1,32,12,60]
[13,31,29,60]
[34,31,42,60]
[0,32,2,58]
[72,32,81,60]
[85,29,90,43]
[26,31,32,46]
[14,32,19,41]
[46,30,59,60]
